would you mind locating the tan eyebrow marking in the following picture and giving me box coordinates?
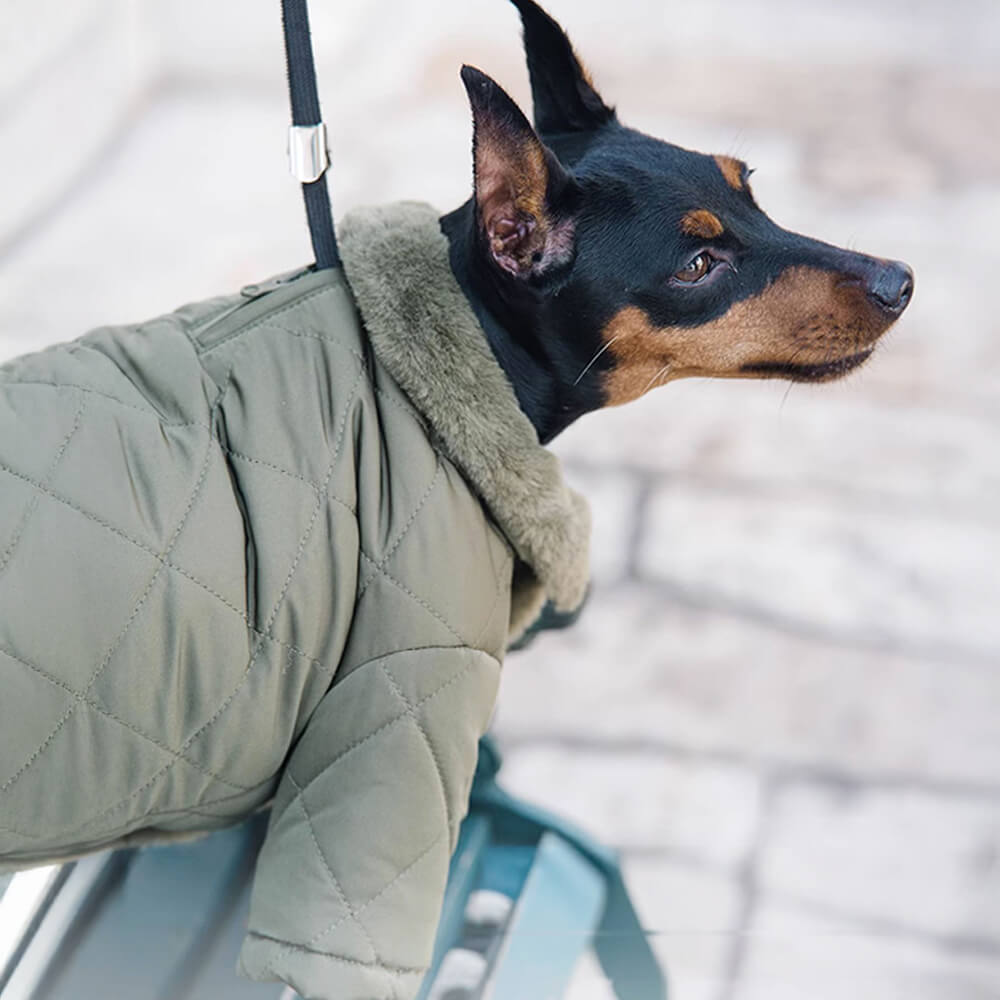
[714,154,745,190]
[680,209,724,239]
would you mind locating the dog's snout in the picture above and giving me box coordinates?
[866,260,914,315]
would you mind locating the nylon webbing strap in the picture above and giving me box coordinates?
[281,0,340,270]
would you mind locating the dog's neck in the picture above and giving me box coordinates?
[440,202,587,444]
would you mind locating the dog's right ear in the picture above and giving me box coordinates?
[461,65,576,280]
[509,0,615,135]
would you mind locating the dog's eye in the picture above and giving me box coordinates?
[674,253,712,283]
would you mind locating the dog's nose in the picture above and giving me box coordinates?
[866,260,914,314]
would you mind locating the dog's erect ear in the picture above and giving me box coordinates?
[461,65,576,279]
[509,0,614,135]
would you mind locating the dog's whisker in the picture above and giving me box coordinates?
[641,363,672,396]
[778,343,811,411]
[779,379,796,410]
[573,334,622,385]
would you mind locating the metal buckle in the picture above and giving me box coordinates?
[287,123,329,183]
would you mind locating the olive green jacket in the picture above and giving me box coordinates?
[0,202,589,999]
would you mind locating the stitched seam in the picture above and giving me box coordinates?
[359,552,468,645]
[0,440,337,672]
[471,555,511,650]
[0,644,247,793]
[13,323,479,660]
[266,321,426,430]
[178,363,365,732]
[0,357,242,805]
[0,393,86,579]
[357,460,442,596]
[261,830,446,977]
[0,776,274,840]
[0,703,79,798]
[266,322,367,367]
[223,453,488,652]
[51,365,366,839]
[340,644,497,679]
[378,662,453,837]
[247,932,426,975]
[223,446,317,491]
[370,377,425,428]
[161,562,323,666]
[287,774,380,965]
[0,460,168,557]
[0,426,220,796]
[284,652,484,807]
[0,380,211,429]
[271,328,339,346]
[310,832,445,947]
[223,446,356,515]
[196,285,339,355]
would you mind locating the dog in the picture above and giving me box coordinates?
[0,4,912,998]
[444,0,912,444]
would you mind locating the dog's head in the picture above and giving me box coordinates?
[456,0,912,418]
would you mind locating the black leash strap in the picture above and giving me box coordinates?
[281,0,340,270]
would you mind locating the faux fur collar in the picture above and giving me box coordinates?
[338,201,590,640]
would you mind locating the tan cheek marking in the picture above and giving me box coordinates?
[714,155,745,191]
[602,266,898,407]
[680,210,724,239]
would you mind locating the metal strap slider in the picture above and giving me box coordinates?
[287,123,329,183]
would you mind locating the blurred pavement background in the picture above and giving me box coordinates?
[1,1,998,997]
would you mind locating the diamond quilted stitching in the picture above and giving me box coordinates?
[358,553,468,646]
[0,394,85,580]
[288,773,381,965]
[356,460,443,596]
[333,575,463,677]
[2,637,246,799]
[61,364,369,833]
[0,494,160,691]
[178,366,368,773]
[201,324,365,487]
[0,645,76,789]
[0,413,219,805]
[51,403,204,550]
[377,662,452,834]
[366,459,511,652]
[0,696,176,839]
[264,726,446,966]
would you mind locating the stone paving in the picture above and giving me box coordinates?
[1,1,999,998]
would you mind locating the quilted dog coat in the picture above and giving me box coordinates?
[0,202,590,999]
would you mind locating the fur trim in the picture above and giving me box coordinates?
[338,202,590,640]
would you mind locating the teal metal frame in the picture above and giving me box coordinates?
[417,737,668,1000]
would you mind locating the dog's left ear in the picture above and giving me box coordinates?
[510,0,615,135]
[461,65,576,280]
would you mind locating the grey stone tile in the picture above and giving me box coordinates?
[563,465,641,587]
[733,902,1000,1000]
[498,586,1000,788]
[638,478,1000,657]
[0,0,142,254]
[565,859,743,1000]
[0,92,305,356]
[553,385,1000,509]
[499,745,762,870]
[623,859,744,1000]
[758,782,1000,944]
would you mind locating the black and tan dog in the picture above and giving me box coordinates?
[0,8,915,999]
[443,0,913,443]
